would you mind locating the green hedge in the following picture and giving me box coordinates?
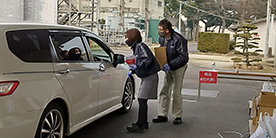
[198,32,230,53]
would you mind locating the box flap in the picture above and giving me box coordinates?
[257,91,276,108]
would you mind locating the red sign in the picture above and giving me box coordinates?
[199,70,218,84]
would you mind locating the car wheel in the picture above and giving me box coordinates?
[120,78,134,113]
[35,103,65,138]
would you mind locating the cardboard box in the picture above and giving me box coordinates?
[251,91,276,125]
[252,106,275,125]
[154,47,167,69]
[258,91,276,108]
[251,98,258,125]
[249,120,258,135]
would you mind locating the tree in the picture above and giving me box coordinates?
[164,0,276,24]
[163,0,276,41]
[183,0,201,41]
[164,0,201,41]
[231,20,262,66]
[197,0,239,33]
[164,0,180,18]
[231,0,275,21]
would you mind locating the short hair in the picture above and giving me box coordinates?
[125,28,142,43]
[158,19,173,32]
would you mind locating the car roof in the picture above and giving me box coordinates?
[0,22,114,54]
[0,22,91,32]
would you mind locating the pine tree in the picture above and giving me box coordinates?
[231,20,262,67]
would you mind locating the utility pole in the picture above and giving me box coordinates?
[272,14,276,67]
[275,28,276,67]
[78,0,81,27]
[179,1,182,34]
[221,0,225,33]
[95,0,100,35]
[120,0,125,32]
[264,0,272,59]
[68,0,72,26]
[91,0,94,31]
[145,0,149,39]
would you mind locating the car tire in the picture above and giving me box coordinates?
[35,103,65,138]
[119,78,134,113]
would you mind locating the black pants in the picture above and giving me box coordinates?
[137,98,148,126]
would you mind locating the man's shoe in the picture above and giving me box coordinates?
[152,116,168,123]
[173,117,182,125]
[126,123,144,133]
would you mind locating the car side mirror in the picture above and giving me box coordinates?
[113,54,125,67]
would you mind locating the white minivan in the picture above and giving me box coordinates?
[0,23,135,138]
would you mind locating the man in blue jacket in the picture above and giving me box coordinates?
[152,19,189,125]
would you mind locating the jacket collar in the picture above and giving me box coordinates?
[130,41,140,53]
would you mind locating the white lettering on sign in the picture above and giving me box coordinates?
[199,70,218,84]
[204,72,212,76]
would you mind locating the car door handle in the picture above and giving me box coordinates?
[57,68,70,74]
[99,63,105,72]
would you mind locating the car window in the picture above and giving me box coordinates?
[6,29,51,62]
[86,37,112,63]
[50,34,89,62]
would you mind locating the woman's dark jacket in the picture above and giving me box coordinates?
[131,41,160,78]
[159,31,189,70]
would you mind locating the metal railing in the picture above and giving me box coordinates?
[197,70,276,101]
[217,70,276,82]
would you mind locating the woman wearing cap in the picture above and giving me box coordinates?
[125,28,160,133]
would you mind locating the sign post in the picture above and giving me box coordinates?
[198,70,218,100]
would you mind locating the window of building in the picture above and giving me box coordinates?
[158,1,162,7]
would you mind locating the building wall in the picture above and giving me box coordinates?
[24,0,57,23]
[0,0,24,21]
[148,0,164,19]
[0,0,57,23]
[254,21,276,55]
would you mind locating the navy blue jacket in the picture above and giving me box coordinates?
[131,41,160,78]
[159,31,189,70]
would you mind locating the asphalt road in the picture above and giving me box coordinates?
[65,44,263,138]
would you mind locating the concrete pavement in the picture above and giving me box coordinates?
[114,42,275,72]
[67,61,263,138]
[65,42,275,138]
[112,42,275,137]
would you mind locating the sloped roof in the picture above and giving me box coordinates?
[251,18,267,24]
[251,17,276,24]
[165,17,179,26]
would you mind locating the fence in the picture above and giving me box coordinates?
[197,70,276,101]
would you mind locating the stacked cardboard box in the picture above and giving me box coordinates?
[249,91,276,134]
